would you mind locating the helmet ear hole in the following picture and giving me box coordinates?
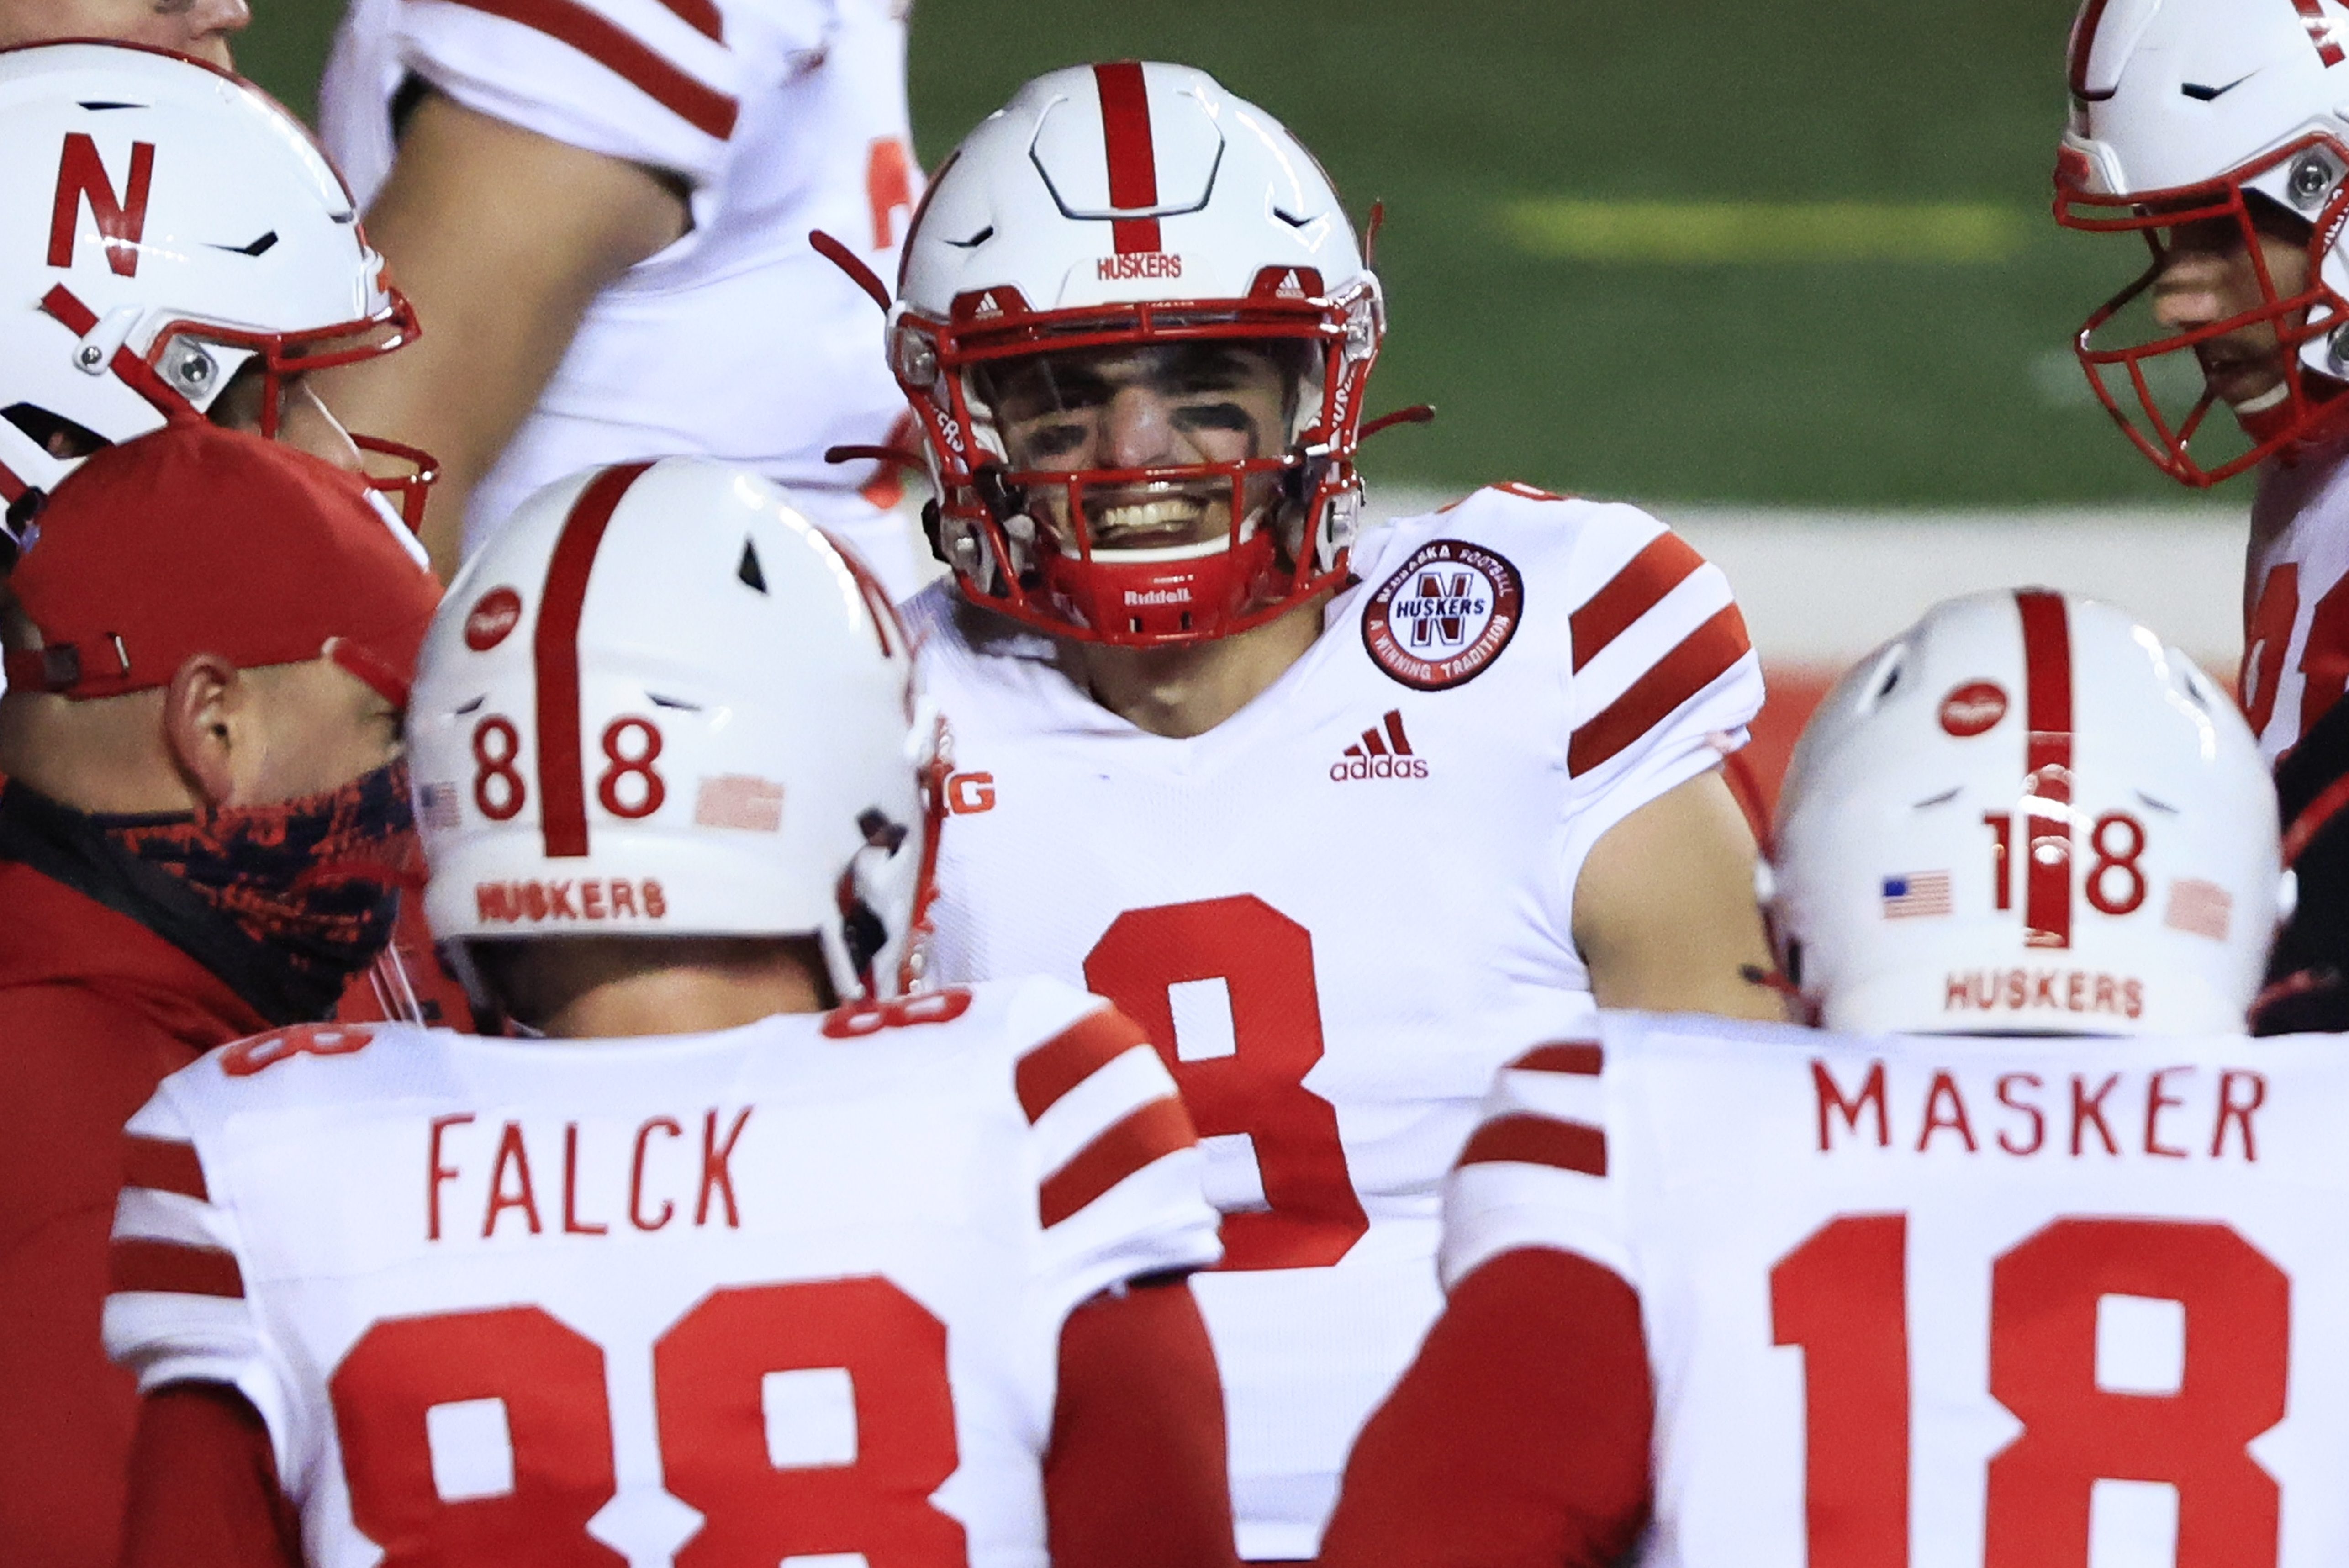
[1856,645,1906,714]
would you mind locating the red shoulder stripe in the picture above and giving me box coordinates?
[1570,533,1706,675]
[1459,1113,1607,1177]
[110,1238,244,1299]
[653,0,722,42]
[1509,1041,1602,1076]
[1017,1008,1151,1124]
[1568,603,1751,777]
[1040,1096,1197,1228]
[122,1135,207,1201]
[440,0,739,140]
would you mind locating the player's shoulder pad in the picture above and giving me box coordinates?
[904,580,1061,678]
[1365,482,1677,579]
[185,1020,437,1100]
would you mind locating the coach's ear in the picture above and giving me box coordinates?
[162,652,246,808]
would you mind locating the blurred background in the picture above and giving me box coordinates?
[241,0,2247,796]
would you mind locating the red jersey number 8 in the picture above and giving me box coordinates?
[1084,895,1368,1271]
[328,1277,967,1565]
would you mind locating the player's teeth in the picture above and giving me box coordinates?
[1099,500,1197,532]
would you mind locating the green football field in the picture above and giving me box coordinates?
[239,0,2193,510]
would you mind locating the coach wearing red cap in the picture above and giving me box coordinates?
[0,421,439,1568]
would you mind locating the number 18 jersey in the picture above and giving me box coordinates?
[911,486,1764,1557]
[102,979,1219,1567]
[1443,1012,2349,1568]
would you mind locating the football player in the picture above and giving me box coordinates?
[880,62,1783,1561]
[0,0,244,65]
[103,458,1240,1568]
[2055,0,2349,766]
[1320,590,2306,1566]
[0,42,435,561]
[312,0,924,590]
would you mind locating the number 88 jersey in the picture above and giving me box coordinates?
[1436,1013,2349,1568]
[910,486,1764,1558]
[102,978,1219,1567]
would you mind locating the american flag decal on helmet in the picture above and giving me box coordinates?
[1882,872,1953,919]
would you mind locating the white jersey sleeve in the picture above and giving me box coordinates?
[1551,494,1764,878]
[103,1082,311,1482]
[1009,987,1225,1317]
[1438,1040,1633,1293]
[380,0,805,191]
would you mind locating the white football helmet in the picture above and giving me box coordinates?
[2056,0,2349,483]
[890,61,1388,645]
[0,42,429,553]
[409,459,943,1005]
[1770,590,2287,1036]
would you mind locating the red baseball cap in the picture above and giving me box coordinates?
[2,422,441,707]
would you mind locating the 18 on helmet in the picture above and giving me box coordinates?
[409,459,943,1004]
[2055,0,2349,484]
[0,42,430,551]
[892,61,1386,645]
[1770,590,2287,1036]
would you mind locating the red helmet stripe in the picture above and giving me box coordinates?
[1093,61,1163,255]
[0,455,25,505]
[2294,0,2347,66]
[534,462,654,857]
[2067,0,2118,100]
[2016,590,2075,949]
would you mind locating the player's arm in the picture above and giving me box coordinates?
[1574,768,1784,1019]
[314,92,688,576]
[1045,1276,1238,1568]
[1317,1247,1653,1568]
[119,1383,303,1568]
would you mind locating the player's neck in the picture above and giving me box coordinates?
[496,938,834,1039]
[1066,589,1331,739]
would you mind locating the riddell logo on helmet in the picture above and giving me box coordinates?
[465,587,524,652]
[1097,253,1182,281]
[1332,710,1429,781]
[1124,587,1191,606]
[475,878,668,924]
[1939,681,2008,737]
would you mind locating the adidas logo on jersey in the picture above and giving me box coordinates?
[1332,710,1428,781]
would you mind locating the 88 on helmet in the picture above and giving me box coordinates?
[1770,590,2288,1037]
[408,459,941,1003]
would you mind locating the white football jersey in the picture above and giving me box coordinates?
[2241,433,2349,765]
[1446,1012,2349,1568]
[320,0,921,591]
[103,978,1219,1567]
[910,484,1765,1557]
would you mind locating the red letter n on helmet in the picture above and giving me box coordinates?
[48,133,154,278]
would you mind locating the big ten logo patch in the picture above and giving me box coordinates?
[1362,539,1525,691]
[945,772,996,814]
[223,1024,377,1077]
